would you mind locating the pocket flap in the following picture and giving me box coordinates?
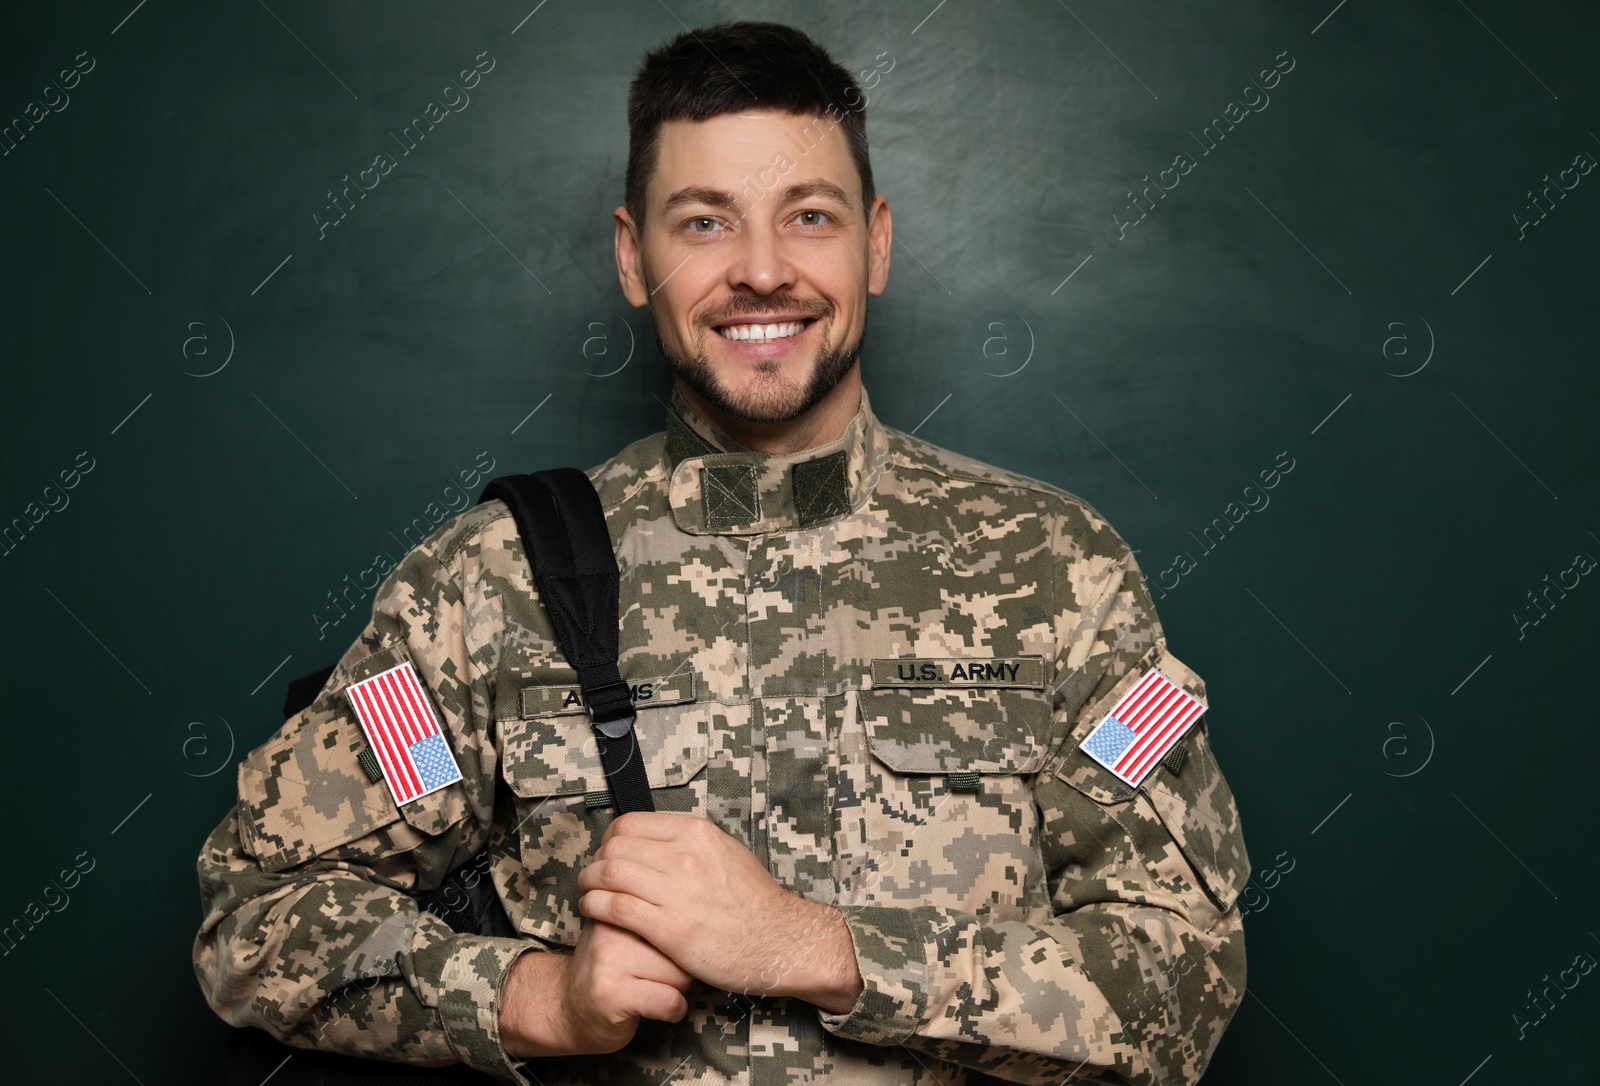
[239,709,396,871]
[498,706,709,797]
[859,687,1050,773]
[240,706,467,871]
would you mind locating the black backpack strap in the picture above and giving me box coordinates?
[282,663,336,719]
[283,467,648,938]
[480,470,655,815]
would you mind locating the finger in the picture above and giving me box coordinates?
[579,888,668,936]
[601,810,707,843]
[588,831,693,879]
[592,920,695,990]
[625,950,695,989]
[629,978,689,1023]
[576,854,676,906]
[631,946,696,991]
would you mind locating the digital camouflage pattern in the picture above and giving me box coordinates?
[194,384,1251,1084]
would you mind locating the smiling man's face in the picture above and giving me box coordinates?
[616,109,891,427]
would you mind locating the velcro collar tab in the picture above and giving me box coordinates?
[664,387,884,535]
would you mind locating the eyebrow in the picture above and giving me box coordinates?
[659,179,855,219]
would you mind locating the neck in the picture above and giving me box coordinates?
[675,367,863,455]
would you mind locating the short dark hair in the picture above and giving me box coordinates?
[625,21,876,230]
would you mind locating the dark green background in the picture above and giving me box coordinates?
[3,1,1595,1082]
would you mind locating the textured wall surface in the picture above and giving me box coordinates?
[1,1,1595,1082]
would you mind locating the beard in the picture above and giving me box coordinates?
[657,307,866,425]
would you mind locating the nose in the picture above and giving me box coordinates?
[724,212,798,295]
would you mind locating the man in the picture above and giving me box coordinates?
[195,20,1251,1085]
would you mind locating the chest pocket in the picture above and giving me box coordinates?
[494,674,709,947]
[837,674,1052,922]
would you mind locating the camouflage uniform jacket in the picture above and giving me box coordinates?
[193,383,1251,1085]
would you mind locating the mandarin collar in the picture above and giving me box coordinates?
[663,383,885,535]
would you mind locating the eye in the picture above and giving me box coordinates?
[685,216,725,235]
[793,210,832,227]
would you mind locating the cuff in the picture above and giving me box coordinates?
[411,934,542,1085]
[814,904,941,1045]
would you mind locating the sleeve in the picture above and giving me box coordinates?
[191,514,544,1086]
[815,503,1252,1085]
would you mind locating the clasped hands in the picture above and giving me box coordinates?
[499,811,863,1059]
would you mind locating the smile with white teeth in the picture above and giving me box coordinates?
[715,319,811,342]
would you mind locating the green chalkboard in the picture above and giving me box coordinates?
[2,1,1596,1082]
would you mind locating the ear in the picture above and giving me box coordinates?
[865,194,892,297]
[615,206,651,308]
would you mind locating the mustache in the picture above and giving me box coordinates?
[702,301,830,325]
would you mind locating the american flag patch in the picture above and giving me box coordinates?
[1078,669,1206,788]
[345,660,462,807]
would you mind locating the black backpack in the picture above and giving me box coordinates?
[279,469,655,937]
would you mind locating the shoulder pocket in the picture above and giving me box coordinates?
[1045,642,1250,913]
[240,644,469,872]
